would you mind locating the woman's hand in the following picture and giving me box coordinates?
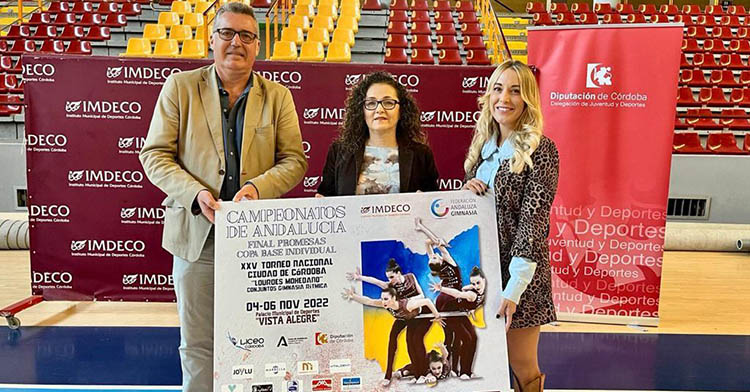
[497,297,517,332]
[345,267,361,281]
[314,193,324,198]
[462,178,488,195]
[429,282,442,292]
[431,316,446,328]
[341,287,354,301]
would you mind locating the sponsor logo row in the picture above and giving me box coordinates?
[360,196,479,218]
[225,372,361,392]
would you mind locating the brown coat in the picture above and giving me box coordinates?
[466,135,559,328]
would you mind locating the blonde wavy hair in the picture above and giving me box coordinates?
[464,60,544,174]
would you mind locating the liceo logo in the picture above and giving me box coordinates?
[430,199,450,218]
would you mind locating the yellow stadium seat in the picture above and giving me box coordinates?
[502,29,527,37]
[319,0,339,7]
[514,54,528,64]
[170,25,194,42]
[298,0,316,7]
[142,23,167,42]
[299,41,325,61]
[270,40,298,61]
[325,41,350,62]
[316,2,338,21]
[499,17,529,25]
[153,38,180,57]
[289,14,310,32]
[158,12,181,27]
[339,4,360,21]
[194,1,212,14]
[336,16,358,33]
[120,38,152,57]
[507,41,526,50]
[312,16,334,33]
[281,26,304,46]
[331,27,354,47]
[180,39,206,58]
[195,25,208,41]
[171,1,192,16]
[183,13,205,28]
[339,0,359,8]
[306,27,330,46]
[294,3,315,19]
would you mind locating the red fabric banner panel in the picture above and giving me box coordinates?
[528,26,683,321]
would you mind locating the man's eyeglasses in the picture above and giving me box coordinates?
[214,28,258,44]
[364,99,400,111]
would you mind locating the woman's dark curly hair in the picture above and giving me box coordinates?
[336,71,426,153]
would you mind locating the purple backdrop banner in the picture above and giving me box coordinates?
[24,55,493,301]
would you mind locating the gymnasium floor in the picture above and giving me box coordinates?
[1,248,749,391]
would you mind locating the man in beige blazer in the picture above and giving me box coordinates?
[139,3,307,391]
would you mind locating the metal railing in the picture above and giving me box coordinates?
[478,0,511,64]
[264,0,292,59]
[1,0,44,30]
[199,0,222,57]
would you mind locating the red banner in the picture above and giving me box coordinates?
[23,55,493,301]
[528,25,683,323]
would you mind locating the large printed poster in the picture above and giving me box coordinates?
[527,25,683,324]
[214,191,510,392]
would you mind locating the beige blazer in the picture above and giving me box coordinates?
[140,64,307,261]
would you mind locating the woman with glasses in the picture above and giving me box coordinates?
[463,60,558,392]
[316,71,439,196]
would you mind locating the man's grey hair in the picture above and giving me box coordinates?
[214,2,258,29]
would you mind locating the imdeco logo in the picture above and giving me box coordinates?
[22,63,56,83]
[70,239,146,254]
[258,70,302,89]
[120,206,165,225]
[361,203,411,217]
[302,140,311,158]
[67,169,144,189]
[420,110,481,129]
[64,100,143,120]
[303,108,320,120]
[33,271,73,286]
[301,107,345,125]
[118,136,146,155]
[303,176,320,190]
[26,133,68,153]
[420,111,436,122]
[461,76,489,91]
[344,74,363,86]
[30,204,71,224]
[123,273,174,290]
[106,66,181,85]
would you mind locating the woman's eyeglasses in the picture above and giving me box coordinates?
[364,99,400,111]
[214,28,258,44]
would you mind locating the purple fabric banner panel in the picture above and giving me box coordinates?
[24,55,494,301]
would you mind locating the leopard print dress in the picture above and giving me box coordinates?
[466,135,559,329]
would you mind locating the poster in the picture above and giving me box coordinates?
[214,191,510,392]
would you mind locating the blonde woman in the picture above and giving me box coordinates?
[462,60,559,392]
